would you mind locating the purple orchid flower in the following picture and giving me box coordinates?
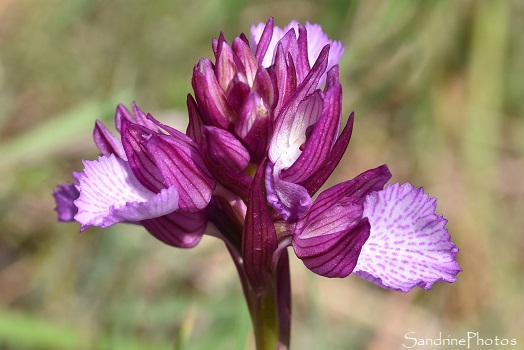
[54,18,460,350]
[245,19,459,289]
[54,103,213,248]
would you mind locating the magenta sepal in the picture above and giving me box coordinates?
[200,126,252,198]
[120,119,165,193]
[291,165,391,277]
[235,91,273,163]
[242,159,279,295]
[93,120,126,159]
[146,133,216,212]
[186,94,204,143]
[192,58,236,131]
[293,203,370,278]
[300,112,354,195]
[280,69,342,183]
[141,211,207,248]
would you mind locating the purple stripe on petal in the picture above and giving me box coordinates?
[201,126,250,172]
[232,37,258,86]
[354,183,461,292]
[74,155,179,231]
[215,34,239,92]
[301,112,354,195]
[235,91,272,163]
[115,104,134,132]
[307,165,392,218]
[93,120,126,159]
[121,119,165,193]
[146,134,216,212]
[269,90,323,165]
[280,79,342,182]
[270,45,329,161]
[141,211,206,248]
[242,159,278,295]
[192,58,236,130]
[293,202,370,278]
[186,94,203,143]
[53,182,80,222]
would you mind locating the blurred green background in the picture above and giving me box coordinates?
[1,0,523,349]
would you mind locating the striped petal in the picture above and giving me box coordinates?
[74,155,179,231]
[353,183,461,292]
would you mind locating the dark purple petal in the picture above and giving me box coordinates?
[252,67,275,110]
[53,182,80,222]
[235,91,272,163]
[226,74,251,112]
[307,165,392,218]
[93,120,126,159]
[270,43,297,116]
[141,211,207,248]
[192,58,235,130]
[121,119,165,193]
[280,68,342,182]
[266,162,312,222]
[146,133,216,211]
[201,126,250,172]
[301,112,354,195]
[199,127,252,198]
[186,94,203,142]
[115,104,134,132]
[354,183,461,292]
[74,155,179,231]
[270,45,329,157]
[242,159,278,295]
[293,203,370,278]
[295,25,310,83]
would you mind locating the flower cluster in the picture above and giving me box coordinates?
[54,18,459,298]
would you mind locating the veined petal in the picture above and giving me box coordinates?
[201,126,250,172]
[146,133,216,211]
[232,37,258,86]
[242,159,278,295]
[281,73,342,182]
[354,183,461,292]
[192,58,235,130]
[266,161,312,222]
[215,34,240,92]
[53,182,80,222]
[293,203,370,278]
[141,211,206,248]
[269,90,323,165]
[74,155,179,230]
[301,112,354,195]
[121,119,165,193]
[236,91,272,162]
[93,120,126,159]
[269,45,329,163]
[186,94,204,143]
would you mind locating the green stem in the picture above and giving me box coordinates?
[227,246,291,350]
[251,288,280,350]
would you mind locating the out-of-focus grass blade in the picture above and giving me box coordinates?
[0,91,131,173]
[0,307,175,350]
[0,307,87,349]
